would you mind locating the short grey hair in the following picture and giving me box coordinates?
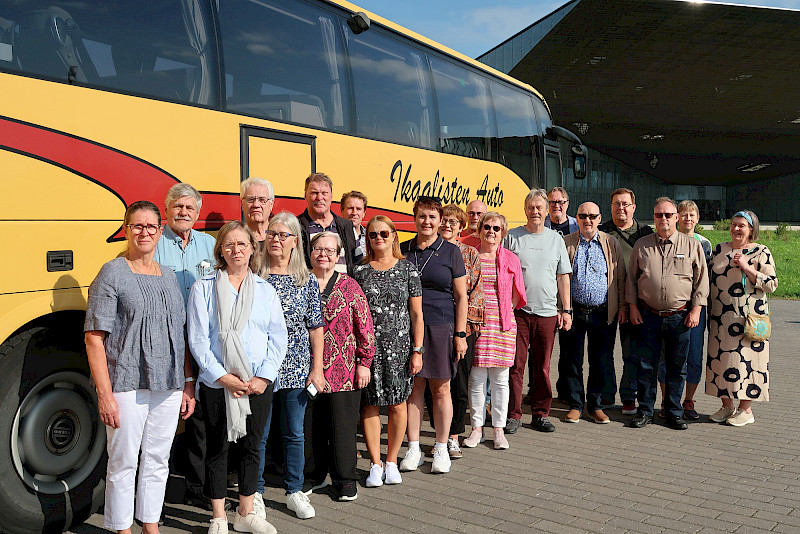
[524,188,548,208]
[654,196,677,211]
[240,177,274,199]
[165,183,202,211]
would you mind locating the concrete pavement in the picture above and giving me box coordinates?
[71,299,800,534]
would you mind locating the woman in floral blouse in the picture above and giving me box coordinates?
[255,212,325,521]
[307,232,375,501]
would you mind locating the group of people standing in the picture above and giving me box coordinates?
[84,176,777,534]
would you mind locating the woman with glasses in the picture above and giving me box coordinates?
[85,201,195,534]
[255,212,325,520]
[187,221,287,534]
[706,210,777,426]
[307,232,375,501]
[437,204,484,458]
[399,197,467,475]
[463,213,525,450]
[354,216,423,488]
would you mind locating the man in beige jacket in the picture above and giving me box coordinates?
[560,202,627,424]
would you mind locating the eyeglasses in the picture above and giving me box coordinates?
[482,224,502,232]
[126,224,161,235]
[244,195,272,205]
[441,218,461,228]
[368,230,391,240]
[467,211,485,217]
[223,241,250,251]
[266,230,294,241]
[548,200,568,207]
[612,202,633,209]
[577,213,600,220]
[654,212,676,219]
[311,246,338,257]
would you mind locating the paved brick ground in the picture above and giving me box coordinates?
[71,299,800,534]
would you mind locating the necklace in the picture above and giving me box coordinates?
[127,258,158,276]
[414,238,443,275]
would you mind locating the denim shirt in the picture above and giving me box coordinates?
[154,225,216,304]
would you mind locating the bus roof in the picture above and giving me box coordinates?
[327,0,550,112]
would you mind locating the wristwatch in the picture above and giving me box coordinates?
[412,346,424,354]
[562,309,573,316]
[185,376,195,383]
[454,331,467,338]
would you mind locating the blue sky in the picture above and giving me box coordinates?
[353,0,800,58]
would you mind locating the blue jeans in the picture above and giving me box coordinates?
[257,388,308,494]
[658,307,706,386]
[559,307,616,412]
[618,321,640,403]
[635,307,691,418]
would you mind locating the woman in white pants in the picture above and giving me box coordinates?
[85,201,195,534]
[463,213,526,450]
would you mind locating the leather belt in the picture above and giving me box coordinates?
[574,303,607,315]
[639,300,688,317]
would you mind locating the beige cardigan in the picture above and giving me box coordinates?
[563,230,627,324]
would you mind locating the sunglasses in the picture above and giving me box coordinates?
[368,230,392,240]
[482,224,502,232]
[654,212,676,219]
[577,213,600,220]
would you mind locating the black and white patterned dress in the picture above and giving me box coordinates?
[705,243,777,401]
[354,260,422,406]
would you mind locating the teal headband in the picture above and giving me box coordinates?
[733,211,753,226]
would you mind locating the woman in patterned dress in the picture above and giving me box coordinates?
[463,212,526,450]
[354,216,424,488]
[705,210,777,427]
[256,212,325,520]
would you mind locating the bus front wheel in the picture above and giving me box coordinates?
[0,327,106,533]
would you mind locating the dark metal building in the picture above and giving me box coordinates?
[478,0,800,221]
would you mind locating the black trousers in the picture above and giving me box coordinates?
[426,332,476,435]
[183,400,206,496]
[308,389,361,485]
[201,383,273,499]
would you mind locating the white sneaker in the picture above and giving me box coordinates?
[399,447,423,471]
[447,437,463,459]
[493,427,509,450]
[709,405,736,423]
[252,492,266,519]
[383,461,402,484]
[233,509,276,534]
[726,409,755,427]
[462,427,485,448]
[209,518,229,534]
[365,462,384,487]
[286,491,315,519]
[431,445,451,474]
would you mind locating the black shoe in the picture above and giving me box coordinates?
[667,416,688,430]
[682,400,700,420]
[658,403,666,419]
[183,493,212,511]
[628,414,653,428]
[504,417,521,434]
[335,481,358,502]
[531,416,556,433]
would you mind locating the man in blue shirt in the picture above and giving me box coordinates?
[154,183,215,509]
[560,203,627,424]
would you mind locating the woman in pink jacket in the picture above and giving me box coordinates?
[463,212,526,450]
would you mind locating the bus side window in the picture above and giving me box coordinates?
[2,1,217,106]
[490,82,539,188]
[219,0,351,132]
[430,57,495,161]
[345,27,435,149]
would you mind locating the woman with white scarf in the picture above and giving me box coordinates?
[188,221,287,534]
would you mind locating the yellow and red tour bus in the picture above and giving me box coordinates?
[0,0,584,530]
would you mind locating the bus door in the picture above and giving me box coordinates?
[241,126,316,213]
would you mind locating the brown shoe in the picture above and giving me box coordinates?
[564,409,581,423]
[590,409,610,424]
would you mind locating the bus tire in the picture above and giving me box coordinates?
[0,327,106,533]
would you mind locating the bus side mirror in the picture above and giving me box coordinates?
[572,144,587,179]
